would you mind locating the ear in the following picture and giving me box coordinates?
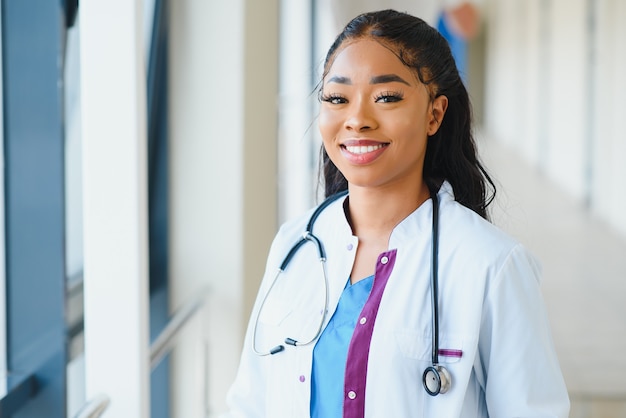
[427,95,449,136]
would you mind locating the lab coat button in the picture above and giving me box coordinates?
[348,390,357,400]
[381,256,389,264]
[347,243,354,251]
[359,316,367,325]
[299,375,306,383]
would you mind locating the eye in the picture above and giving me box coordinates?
[320,92,347,105]
[374,91,404,103]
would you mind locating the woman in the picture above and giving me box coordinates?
[224,10,569,417]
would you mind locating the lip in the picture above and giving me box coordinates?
[340,139,389,165]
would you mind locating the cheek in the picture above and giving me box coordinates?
[390,118,422,142]
[399,112,430,140]
[318,108,340,142]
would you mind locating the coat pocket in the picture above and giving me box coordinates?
[395,330,463,364]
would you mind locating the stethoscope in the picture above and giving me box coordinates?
[251,187,451,396]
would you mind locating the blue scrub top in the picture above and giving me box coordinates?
[310,275,374,418]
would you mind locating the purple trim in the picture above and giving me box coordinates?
[343,250,397,418]
[438,348,463,358]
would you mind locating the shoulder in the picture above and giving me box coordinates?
[439,184,516,247]
[275,209,314,241]
[267,209,314,262]
[438,184,541,281]
[270,194,350,252]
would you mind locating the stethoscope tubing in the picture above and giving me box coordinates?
[252,191,347,356]
[430,189,441,366]
[251,187,450,395]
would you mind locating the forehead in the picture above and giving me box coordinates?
[324,38,417,83]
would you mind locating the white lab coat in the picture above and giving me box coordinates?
[223,183,570,417]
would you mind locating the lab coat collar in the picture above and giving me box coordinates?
[318,181,455,247]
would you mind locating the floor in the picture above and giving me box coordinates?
[480,136,626,418]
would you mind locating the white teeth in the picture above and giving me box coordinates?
[345,144,384,154]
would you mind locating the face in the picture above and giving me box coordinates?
[319,38,447,192]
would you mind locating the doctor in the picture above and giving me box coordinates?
[223,10,569,418]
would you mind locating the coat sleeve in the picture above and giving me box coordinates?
[219,228,289,418]
[479,244,570,417]
[219,318,267,418]
[220,220,304,418]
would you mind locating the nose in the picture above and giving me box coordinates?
[344,99,377,132]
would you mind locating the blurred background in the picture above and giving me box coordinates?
[0,0,624,417]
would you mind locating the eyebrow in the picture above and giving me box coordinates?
[326,74,410,86]
[327,75,351,85]
[370,74,410,85]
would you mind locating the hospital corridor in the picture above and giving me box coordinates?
[482,137,626,418]
[1,0,625,417]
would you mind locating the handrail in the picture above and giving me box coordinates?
[73,394,110,418]
[0,373,37,417]
[150,290,209,370]
[70,291,208,417]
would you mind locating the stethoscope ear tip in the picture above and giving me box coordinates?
[285,337,298,346]
[270,345,285,355]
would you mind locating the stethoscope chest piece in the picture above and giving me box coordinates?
[422,365,451,396]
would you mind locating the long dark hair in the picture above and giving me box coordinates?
[319,9,495,220]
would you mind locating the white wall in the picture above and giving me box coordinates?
[484,0,626,237]
[484,1,527,150]
[545,0,588,200]
[591,0,626,235]
[168,0,279,416]
[278,0,318,223]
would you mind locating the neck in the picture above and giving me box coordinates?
[346,181,431,241]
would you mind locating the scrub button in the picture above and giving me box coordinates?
[381,256,389,264]
[347,391,357,400]
[359,316,367,325]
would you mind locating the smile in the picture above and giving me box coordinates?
[339,141,389,165]
[343,143,387,155]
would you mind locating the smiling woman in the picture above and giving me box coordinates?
[222,10,570,418]
[319,12,491,220]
